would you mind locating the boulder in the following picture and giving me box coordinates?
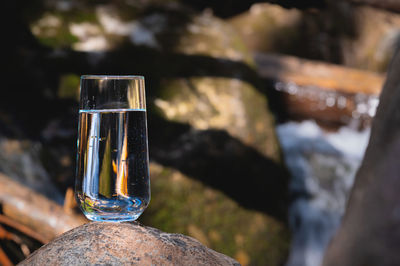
[229,3,400,72]
[322,50,400,265]
[140,8,289,265]
[0,139,63,203]
[20,222,239,266]
[140,163,290,266]
[153,9,282,162]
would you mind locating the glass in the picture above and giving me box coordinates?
[75,75,150,222]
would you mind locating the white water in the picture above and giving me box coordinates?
[275,81,380,121]
[277,120,370,266]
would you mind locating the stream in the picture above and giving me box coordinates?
[278,119,371,266]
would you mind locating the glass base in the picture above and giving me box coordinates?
[78,194,148,222]
[84,212,143,222]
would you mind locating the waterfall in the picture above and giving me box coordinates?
[276,94,372,266]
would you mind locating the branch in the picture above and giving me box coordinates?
[0,173,87,242]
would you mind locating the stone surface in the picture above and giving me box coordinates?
[0,139,63,203]
[229,3,302,55]
[140,163,290,266]
[143,9,289,265]
[154,10,282,162]
[322,49,400,265]
[20,222,239,266]
[229,3,400,72]
[155,77,281,161]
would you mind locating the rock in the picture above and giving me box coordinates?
[27,1,282,161]
[20,222,239,266]
[322,49,400,265]
[140,163,290,266]
[339,5,400,72]
[154,10,282,162]
[229,3,400,72]
[228,3,302,55]
[0,139,63,203]
[143,10,290,264]
[155,77,281,161]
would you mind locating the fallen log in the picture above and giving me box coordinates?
[0,214,48,244]
[255,53,384,94]
[254,53,385,126]
[0,173,87,243]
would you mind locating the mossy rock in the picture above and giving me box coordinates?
[152,10,281,161]
[155,77,281,161]
[228,3,302,55]
[139,163,290,266]
[176,11,253,65]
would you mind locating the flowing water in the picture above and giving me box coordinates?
[271,78,379,266]
[278,120,370,266]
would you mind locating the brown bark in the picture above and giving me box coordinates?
[322,50,400,265]
[0,215,48,244]
[0,173,87,243]
[255,53,384,95]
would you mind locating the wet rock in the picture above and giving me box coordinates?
[20,222,239,266]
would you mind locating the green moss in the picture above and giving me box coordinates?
[40,33,79,48]
[30,9,100,48]
[58,74,80,100]
[158,79,190,102]
[240,81,282,162]
[156,77,282,162]
[32,12,79,48]
[139,163,290,265]
[69,10,98,24]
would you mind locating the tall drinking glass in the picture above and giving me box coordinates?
[75,75,150,222]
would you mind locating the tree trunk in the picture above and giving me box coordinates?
[322,49,400,266]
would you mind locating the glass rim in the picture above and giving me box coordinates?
[81,75,145,80]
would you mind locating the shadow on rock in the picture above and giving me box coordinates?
[148,113,289,222]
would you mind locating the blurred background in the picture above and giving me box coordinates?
[3,0,399,265]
